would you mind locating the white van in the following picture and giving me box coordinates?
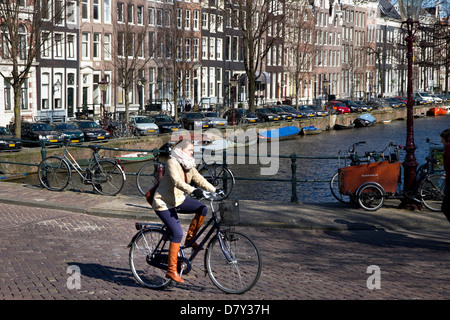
[413,92,442,103]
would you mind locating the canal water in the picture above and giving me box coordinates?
[120,115,449,203]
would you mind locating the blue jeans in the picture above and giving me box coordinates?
[155,197,207,243]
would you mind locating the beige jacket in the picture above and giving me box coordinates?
[152,157,216,211]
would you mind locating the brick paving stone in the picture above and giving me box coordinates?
[1,202,450,302]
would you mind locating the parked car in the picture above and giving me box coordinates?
[153,115,182,133]
[430,94,443,103]
[129,115,159,136]
[279,105,304,119]
[0,127,22,151]
[202,111,228,129]
[15,122,64,147]
[324,101,351,114]
[223,109,259,124]
[367,98,391,109]
[384,97,403,108]
[354,100,372,112]
[70,120,110,142]
[336,99,363,113]
[413,92,435,104]
[179,112,210,130]
[51,122,85,143]
[413,96,429,105]
[307,105,329,117]
[296,105,317,118]
[255,108,281,122]
[266,106,294,121]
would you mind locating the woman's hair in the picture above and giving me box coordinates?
[173,139,193,149]
[440,129,450,142]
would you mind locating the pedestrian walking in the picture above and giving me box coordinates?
[440,128,450,223]
[151,139,216,283]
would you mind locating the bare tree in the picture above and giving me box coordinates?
[0,0,69,138]
[224,0,285,113]
[109,0,154,124]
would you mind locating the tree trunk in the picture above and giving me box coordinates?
[13,84,22,139]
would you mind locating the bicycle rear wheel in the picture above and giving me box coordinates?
[91,160,125,196]
[136,161,162,196]
[420,173,446,212]
[129,228,172,289]
[205,230,261,294]
[199,164,235,200]
[38,156,71,191]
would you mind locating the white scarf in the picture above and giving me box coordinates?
[171,147,196,170]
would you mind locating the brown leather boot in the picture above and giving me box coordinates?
[184,214,206,250]
[166,242,184,283]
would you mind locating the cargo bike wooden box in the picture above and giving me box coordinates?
[338,161,402,211]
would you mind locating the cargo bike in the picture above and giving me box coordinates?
[330,141,446,211]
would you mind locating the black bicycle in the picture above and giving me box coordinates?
[128,190,262,294]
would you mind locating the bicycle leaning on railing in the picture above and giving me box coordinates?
[128,190,262,294]
[37,139,126,196]
[136,143,235,200]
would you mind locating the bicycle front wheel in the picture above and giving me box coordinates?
[357,183,385,211]
[136,161,162,196]
[205,230,262,294]
[129,228,172,289]
[38,156,71,191]
[199,164,235,200]
[91,160,125,196]
[330,171,354,204]
[420,173,446,212]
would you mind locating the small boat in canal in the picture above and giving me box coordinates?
[427,107,447,116]
[114,152,154,163]
[300,125,322,135]
[334,122,355,130]
[354,113,376,128]
[258,126,301,140]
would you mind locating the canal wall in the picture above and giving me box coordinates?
[0,105,436,175]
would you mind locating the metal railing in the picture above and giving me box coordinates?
[0,138,341,203]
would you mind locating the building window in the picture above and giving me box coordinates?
[4,78,12,111]
[93,0,100,22]
[82,0,89,20]
[41,73,49,109]
[41,32,50,58]
[104,0,111,23]
[54,33,63,58]
[117,2,124,22]
[104,34,111,60]
[93,33,100,58]
[82,32,89,58]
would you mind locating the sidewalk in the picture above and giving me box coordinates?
[0,181,448,232]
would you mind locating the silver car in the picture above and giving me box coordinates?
[202,112,227,129]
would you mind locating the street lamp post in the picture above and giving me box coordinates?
[398,0,423,207]
[99,78,109,130]
[230,75,238,126]
[323,77,329,104]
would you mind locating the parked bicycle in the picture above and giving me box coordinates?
[128,190,262,294]
[330,140,446,211]
[38,139,126,196]
[136,143,235,200]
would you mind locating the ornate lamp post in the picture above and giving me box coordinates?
[99,78,109,130]
[230,75,238,126]
[398,0,422,207]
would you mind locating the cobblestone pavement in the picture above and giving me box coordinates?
[1,202,449,301]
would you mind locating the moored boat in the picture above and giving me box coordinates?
[427,107,447,116]
[301,126,322,135]
[354,113,376,128]
[258,126,300,140]
[114,152,154,163]
[334,122,355,130]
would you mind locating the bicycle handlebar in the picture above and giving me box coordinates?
[190,189,225,201]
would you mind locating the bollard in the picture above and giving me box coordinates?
[40,140,47,160]
[290,153,298,203]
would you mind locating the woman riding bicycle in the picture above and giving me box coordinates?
[152,139,216,283]
[440,128,450,223]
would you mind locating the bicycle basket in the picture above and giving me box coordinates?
[218,200,240,226]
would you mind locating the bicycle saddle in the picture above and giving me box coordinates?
[88,144,102,152]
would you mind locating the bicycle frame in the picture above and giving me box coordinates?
[55,144,102,183]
